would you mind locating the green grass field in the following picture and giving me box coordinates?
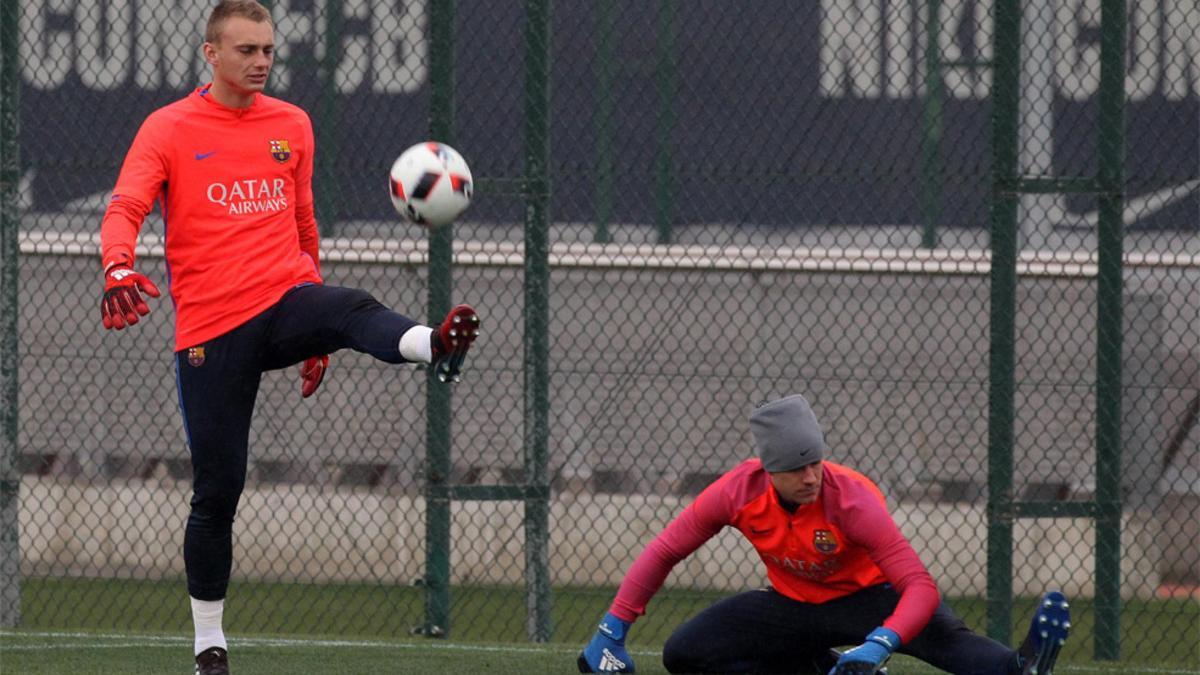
[5,631,1200,675]
[1,577,1196,674]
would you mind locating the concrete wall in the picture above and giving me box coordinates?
[19,235,1199,500]
[13,232,1199,599]
[16,475,1193,599]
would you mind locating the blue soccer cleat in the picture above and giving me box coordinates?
[1018,590,1070,675]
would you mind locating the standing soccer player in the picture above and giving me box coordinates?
[577,394,1071,675]
[99,2,480,673]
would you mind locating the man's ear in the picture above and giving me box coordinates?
[202,42,218,67]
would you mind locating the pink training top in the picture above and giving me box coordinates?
[609,459,940,644]
[101,85,322,351]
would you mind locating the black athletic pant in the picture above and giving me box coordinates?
[661,584,1020,675]
[176,284,418,600]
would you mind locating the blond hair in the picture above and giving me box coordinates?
[205,0,272,44]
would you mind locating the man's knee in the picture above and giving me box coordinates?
[662,631,693,674]
[662,628,714,673]
[322,285,380,313]
[189,484,243,525]
[921,602,972,641]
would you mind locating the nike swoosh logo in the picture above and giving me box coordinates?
[1028,179,1198,228]
[194,151,217,160]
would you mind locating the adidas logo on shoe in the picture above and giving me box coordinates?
[598,647,627,671]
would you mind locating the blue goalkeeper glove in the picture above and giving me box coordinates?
[577,612,634,673]
[829,626,900,675]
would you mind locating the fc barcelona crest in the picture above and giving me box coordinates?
[813,529,838,554]
[269,139,292,163]
[187,347,206,367]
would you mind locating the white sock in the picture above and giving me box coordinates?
[399,325,434,363]
[191,597,227,656]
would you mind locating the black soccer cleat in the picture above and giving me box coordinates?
[430,304,480,383]
[1018,591,1070,675]
[195,646,230,675]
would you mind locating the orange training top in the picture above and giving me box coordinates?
[101,85,322,351]
[609,459,941,643]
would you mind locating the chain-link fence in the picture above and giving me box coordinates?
[2,0,1197,669]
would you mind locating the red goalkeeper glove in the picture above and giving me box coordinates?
[300,355,329,398]
[431,304,481,383]
[101,263,161,330]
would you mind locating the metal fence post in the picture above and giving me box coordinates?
[593,0,615,244]
[986,0,1020,647]
[1093,0,1127,659]
[523,0,553,643]
[991,0,1128,656]
[423,0,457,639]
[920,0,943,250]
[0,0,20,630]
[653,0,675,245]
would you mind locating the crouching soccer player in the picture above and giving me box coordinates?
[99,2,480,673]
[577,394,1070,675]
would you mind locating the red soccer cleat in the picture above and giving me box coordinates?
[431,304,480,383]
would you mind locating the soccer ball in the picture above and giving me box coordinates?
[388,142,473,228]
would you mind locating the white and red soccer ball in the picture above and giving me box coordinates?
[388,142,473,228]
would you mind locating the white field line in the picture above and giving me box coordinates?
[2,642,184,650]
[0,630,646,656]
[3,631,1199,674]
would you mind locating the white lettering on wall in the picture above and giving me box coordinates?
[19,0,428,95]
[270,0,324,92]
[371,0,427,94]
[1055,0,1101,100]
[885,0,913,98]
[819,0,1198,100]
[134,1,207,89]
[335,0,372,92]
[942,0,992,100]
[1163,0,1200,99]
[820,0,883,98]
[76,0,132,91]
[15,0,1196,100]
[20,0,73,88]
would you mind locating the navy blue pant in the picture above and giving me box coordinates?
[176,284,418,600]
[661,585,1019,675]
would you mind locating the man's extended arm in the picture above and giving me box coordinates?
[609,472,737,621]
[829,477,940,669]
[579,466,741,673]
[99,115,169,329]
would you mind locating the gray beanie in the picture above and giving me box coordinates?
[750,394,826,472]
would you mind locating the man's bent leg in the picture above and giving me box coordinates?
[662,588,850,674]
[263,285,420,367]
